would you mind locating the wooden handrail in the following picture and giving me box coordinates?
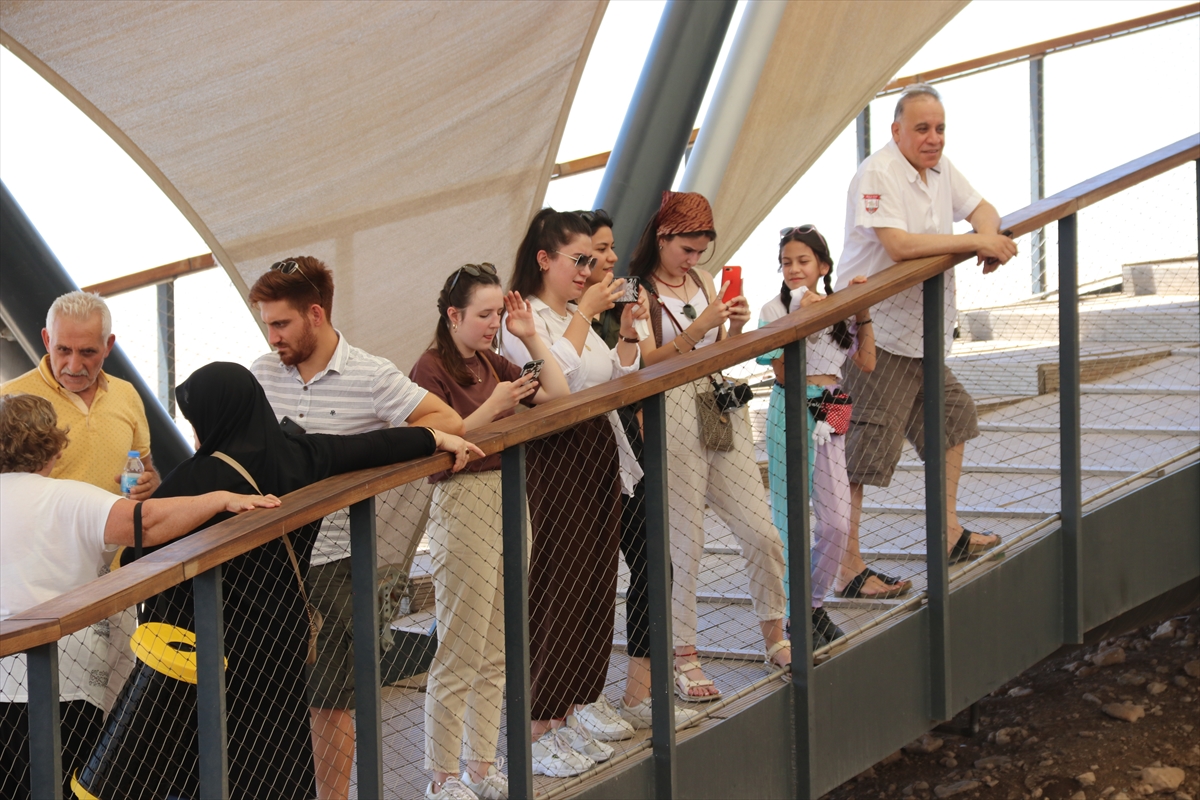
[548,4,1197,180]
[881,3,1198,94]
[2,133,1196,659]
[80,253,217,297]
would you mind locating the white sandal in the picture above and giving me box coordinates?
[673,656,722,702]
[764,640,792,682]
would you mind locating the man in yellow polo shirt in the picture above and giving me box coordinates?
[1,290,161,714]
[1,291,159,497]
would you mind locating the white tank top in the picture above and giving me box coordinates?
[659,285,719,349]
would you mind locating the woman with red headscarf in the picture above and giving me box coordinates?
[626,192,790,705]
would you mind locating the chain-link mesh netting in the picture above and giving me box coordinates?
[4,169,1196,799]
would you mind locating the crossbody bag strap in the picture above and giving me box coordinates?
[690,271,726,343]
[480,353,501,384]
[211,451,310,605]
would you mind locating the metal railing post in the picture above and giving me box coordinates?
[642,391,677,798]
[923,273,951,721]
[502,445,534,799]
[1029,56,1047,294]
[350,497,384,798]
[194,565,229,799]
[157,279,176,417]
[27,642,63,799]
[1058,214,1084,643]
[856,106,871,165]
[783,339,814,799]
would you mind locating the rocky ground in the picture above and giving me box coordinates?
[821,607,1200,800]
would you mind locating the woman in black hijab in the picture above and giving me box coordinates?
[90,362,480,799]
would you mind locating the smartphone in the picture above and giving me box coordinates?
[721,266,743,303]
[520,359,544,381]
[280,416,307,435]
[615,275,639,304]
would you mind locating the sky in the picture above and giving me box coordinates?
[1,0,1197,426]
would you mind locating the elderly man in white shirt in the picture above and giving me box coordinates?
[833,84,1018,600]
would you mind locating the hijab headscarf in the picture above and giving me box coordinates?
[174,361,316,497]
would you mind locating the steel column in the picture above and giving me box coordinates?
[350,497,383,798]
[680,0,787,199]
[923,273,951,720]
[1030,57,1047,294]
[783,339,814,798]
[593,0,737,264]
[157,280,176,418]
[502,445,534,799]
[1058,214,1084,643]
[642,392,677,798]
[27,642,62,799]
[856,107,872,165]
[194,565,229,799]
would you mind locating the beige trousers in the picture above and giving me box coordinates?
[665,380,787,645]
[423,471,506,773]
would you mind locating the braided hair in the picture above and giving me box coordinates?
[433,265,502,387]
[779,227,853,350]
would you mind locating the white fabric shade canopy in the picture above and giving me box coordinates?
[2,0,963,372]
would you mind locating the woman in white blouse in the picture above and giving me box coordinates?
[498,208,644,778]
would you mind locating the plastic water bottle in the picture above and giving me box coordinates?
[120,451,144,498]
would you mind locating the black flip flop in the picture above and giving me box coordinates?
[865,567,905,587]
[835,568,908,600]
[949,529,1002,564]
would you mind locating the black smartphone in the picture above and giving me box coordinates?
[280,416,307,435]
[615,275,639,304]
[520,359,544,381]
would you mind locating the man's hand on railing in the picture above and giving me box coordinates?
[976,233,1018,273]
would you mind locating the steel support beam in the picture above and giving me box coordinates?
[502,445,534,799]
[856,107,872,165]
[0,181,192,473]
[680,0,786,200]
[783,339,815,798]
[157,281,176,418]
[593,0,737,265]
[923,274,951,720]
[1058,214,1084,643]
[350,498,384,799]
[1030,57,1047,294]
[642,392,677,798]
[194,565,230,799]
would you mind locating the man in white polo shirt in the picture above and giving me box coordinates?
[834,84,1018,599]
[249,256,463,800]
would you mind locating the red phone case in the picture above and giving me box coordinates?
[721,267,743,303]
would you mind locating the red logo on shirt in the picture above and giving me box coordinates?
[863,194,881,214]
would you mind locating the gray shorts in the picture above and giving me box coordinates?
[306,558,355,710]
[842,348,979,487]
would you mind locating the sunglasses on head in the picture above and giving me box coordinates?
[270,260,322,301]
[448,262,497,291]
[780,224,830,251]
[577,208,609,226]
[555,251,598,271]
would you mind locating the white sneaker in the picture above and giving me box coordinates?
[618,697,701,731]
[574,696,636,741]
[531,728,595,777]
[462,763,508,800]
[560,715,614,763]
[426,776,478,800]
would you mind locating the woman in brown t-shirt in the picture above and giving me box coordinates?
[409,263,569,800]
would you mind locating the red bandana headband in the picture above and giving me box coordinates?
[656,191,716,237]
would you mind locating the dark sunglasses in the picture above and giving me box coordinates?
[270,260,322,301]
[577,208,609,226]
[555,251,599,271]
[449,262,497,291]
